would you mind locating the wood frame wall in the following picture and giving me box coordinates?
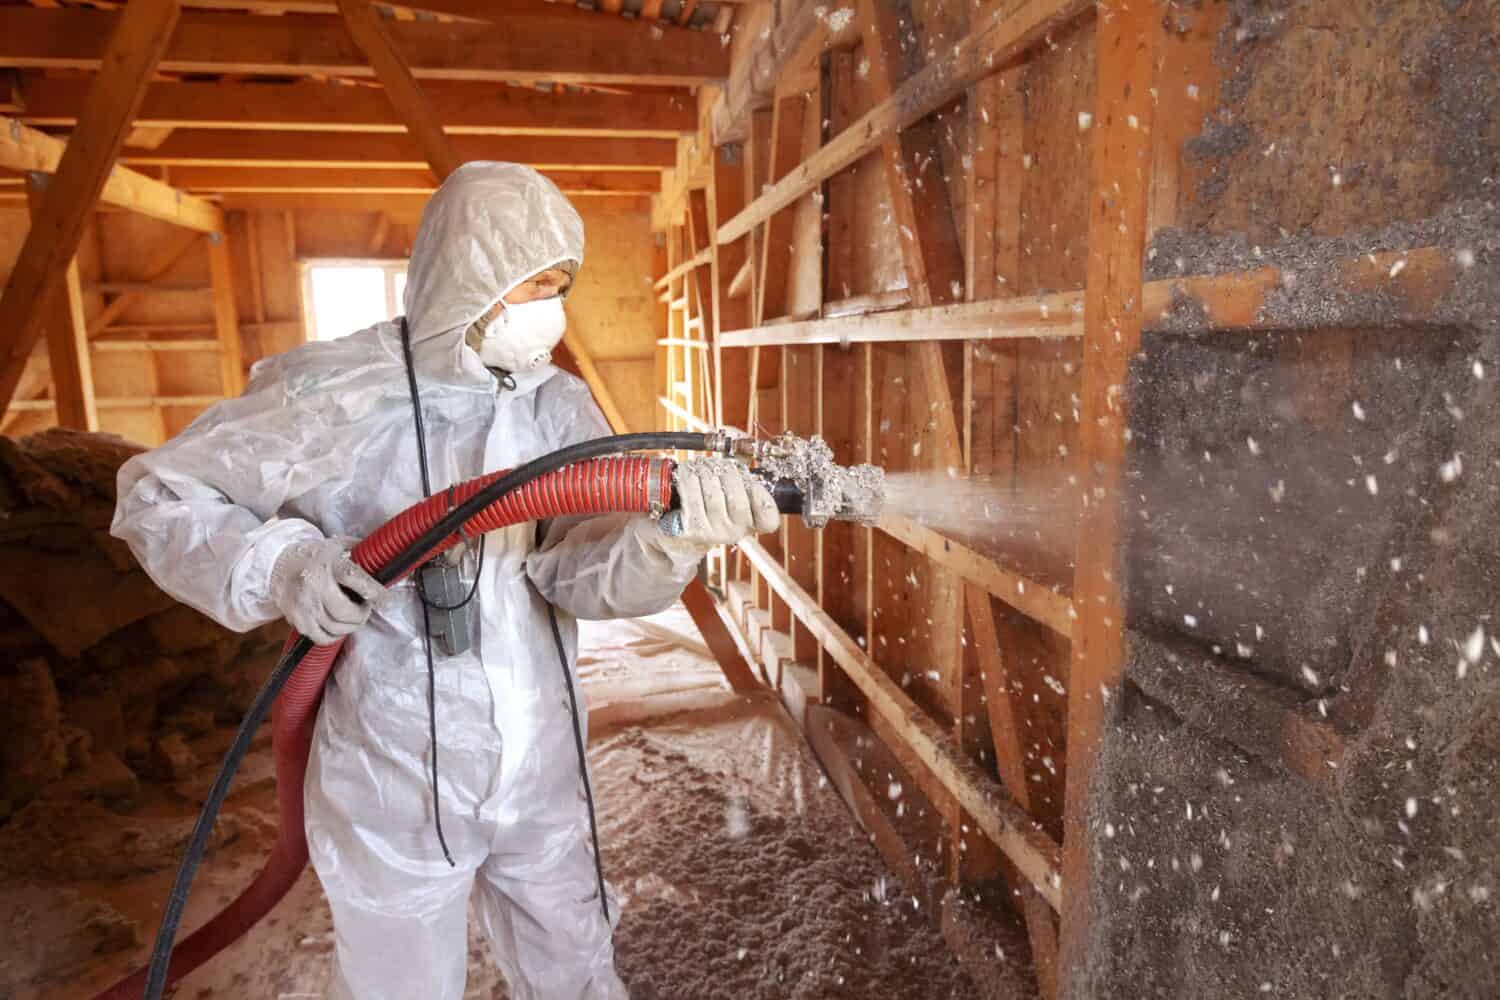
[648,0,1458,990]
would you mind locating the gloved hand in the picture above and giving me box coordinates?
[662,457,780,551]
[268,537,386,645]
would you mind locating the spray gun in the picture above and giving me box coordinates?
[659,430,886,534]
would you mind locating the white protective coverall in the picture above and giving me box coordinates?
[112,162,703,999]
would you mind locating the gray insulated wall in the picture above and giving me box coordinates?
[1070,323,1500,998]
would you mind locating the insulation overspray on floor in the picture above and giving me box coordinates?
[5,603,982,998]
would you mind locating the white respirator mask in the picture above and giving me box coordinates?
[475,295,567,373]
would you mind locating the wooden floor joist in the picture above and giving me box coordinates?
[739,538,1064,909]
[0,7,730,87]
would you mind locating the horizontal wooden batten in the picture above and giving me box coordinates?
[654,247,712,290]
[0,9,730,87]
[0,114,222,233]
[878,513,1076,640]
[17,78,697,138]
[721,248,1463,347]
[738,538,1064,909]
[716,0,1095,245]
[164,166,660,196]
[114,131,674,170]
[721,289,1085,347]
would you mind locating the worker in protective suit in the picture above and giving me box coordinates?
[111,162,779,999]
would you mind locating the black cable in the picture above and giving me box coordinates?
[416,598,456,867]
[546,602,611,926]
[400,317,459,868]
[142,635,313,1000]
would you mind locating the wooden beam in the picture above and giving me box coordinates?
[337,0,462,180]
[739,538,1063,908]
[207,233,245,397]
[0,115,222,232]
[18,77,697,138]
[756,92,808,325]
[24,173,97,431]
[716,0,1094,245]
[0,8,730,87]
[117,130,674,170]
[679,578,761,694]
[0,0,181,415]
[1057,3,1161,993]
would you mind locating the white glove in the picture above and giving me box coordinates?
[268,537,386,645]
[662,458,780,551]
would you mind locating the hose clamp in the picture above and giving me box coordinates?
[647,457,669,517]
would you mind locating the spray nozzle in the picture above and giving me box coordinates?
[743,431,886,528]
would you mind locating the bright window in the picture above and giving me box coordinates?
[301,259,408,341]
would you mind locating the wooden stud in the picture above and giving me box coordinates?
[709,145,750,429]
[207,232,246,397]
[1056,3,1163,992]
[756,93,808,326]
[23,173,97,431]
[337,0,462,180]
[0,0,182,414]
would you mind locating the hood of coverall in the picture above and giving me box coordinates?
[403,162,585,348]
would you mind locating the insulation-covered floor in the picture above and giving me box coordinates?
[6,606,976,998]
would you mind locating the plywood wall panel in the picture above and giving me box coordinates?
[98,406,161,447]
[1017,10,1096,297]
[568,205,659,365]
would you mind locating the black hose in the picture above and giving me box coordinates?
[141,430,715,1000]
[142,634,315,999]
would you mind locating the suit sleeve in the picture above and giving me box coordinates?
[110,357,338,632]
